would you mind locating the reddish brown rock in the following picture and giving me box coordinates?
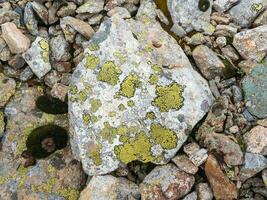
[1,22,30,54]
[205,155,238,200]
[140,164,195,200]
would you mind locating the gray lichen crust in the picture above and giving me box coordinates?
[69,0,214,175]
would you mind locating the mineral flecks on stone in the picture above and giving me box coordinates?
[167,0,214,34]
[242,64,267,119]
[22,36,51,79]
[24,2,39,35]
[233,25,267,61]
[69,0,214,175]
[0,73,16,108]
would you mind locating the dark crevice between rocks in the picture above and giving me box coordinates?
[36,95,68,114]
[22,124,68,167]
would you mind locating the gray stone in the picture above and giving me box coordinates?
[57,2,77,17]
[107,7,131,19]
[233,25,267,61]
[88,14,104,25]
[239,153,267,182]
[0,73,16,108]
[183,192,198,200]
[19,66,34,82]
[216,36,227,48]
[69,0,214,175]
[196,183,213,200]
[192,45,225,80]
[167,0,215,34]
[76,0,104,14]
[221,45,239,61]
[31,1,48,25]
[189,148,209,167]
[244,126,267,155]
[24,2,38,36]
[242,65,267,118]
[79,175,140,200]
[0,8,20,26]
[0,36,10,62]
[8,55,25,69]
[262,169,267,186]
[50,34,71,62]
[232,85,243,103]
[214,0,239,13]
[229,0,267,27]
[172,154,198,174]
[140,164,195,200]
[253,9,267,27]
[22,36,51,79]
[0,111,4,138]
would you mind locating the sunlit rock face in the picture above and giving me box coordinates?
[69,0,214,176]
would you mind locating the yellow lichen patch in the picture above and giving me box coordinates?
[82,113,91,125]
[100,122,126,143]
[151,64,163,74]
[90,99,102,113]
[78,91,87,102]
[118,104,126,111]
[113,51,128,63]
[152,82,184,112]
[18,165,29,189]
[114,132,154,164]
[148,74,159,85]
[88,44,100,51]
[145,112,156,120]
[150,124,177,149]
[97,61,122,86]
[57,188,80,200]
[118,74,141,98]
[69,85,78,95]
[85,55,100,70]
[127,100,135,107]
[38,38,49,63]
[88,143,102,166]
[31,178,56,193]
[108,111,117,117]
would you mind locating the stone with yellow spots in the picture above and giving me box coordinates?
[69,0,214,176]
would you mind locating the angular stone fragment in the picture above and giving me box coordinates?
[79,175,140,200]
[0,111,4,138]
[140,164,195,200]
[50,34,71,62]
[193,45,225,80]
[183,192,197,200]
[0,85,86,200]
[31,1,48,25]
[0,73,16,108]
[205,155,238,200]
[239,153,267,182]
[51,83,68,102]
[229,0,267,27]
[167,0,214,34]
[60,16,95,39]
[244,126,267,155]
[22,36,51,79]
[0,36,10,61]
[242,65,267,118]
[233,25,267,61]
[213,0,239,13]
[0,8,20,26]
[196,183,213,200]
[172,154,198,174]
[253,9,267,27]
[24,2,39,35]
[1,22,30,54]
[76,0,104,14]
[69,0,214,175]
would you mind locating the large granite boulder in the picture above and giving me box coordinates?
[69,0,214,175]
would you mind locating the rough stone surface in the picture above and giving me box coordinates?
[31,1,48,25]
[167,0,214,34]
[1,22,30,54]
[205,155,238,200]
[204,133,243,166]
[253,9,267,27]
[79,175,140,200]
[140,164,195,200]
[69,1,214,175]
[22,36,51,79]
[196,183,213,200]
[244,126,267,155]
[172,154,198,174]
[0,85,86,200]
[183,192,197,200]
[76,0,104,14]
[242,65,267,119]
[0,111,4,138]
[229,0,267,27]
[50,34,71,62]
[0,36,11,61]
[24,2,39,35]
[0,73,16,108]
[0,8,20,26]
[233,25,267,61]
[192,45,225,80]
[213,0,239,13]
[239,153,267,182]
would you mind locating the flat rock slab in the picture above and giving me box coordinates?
[167,0,214,34]
[69,0,214,175]
[233,25,267,61]
[242,64,267,118]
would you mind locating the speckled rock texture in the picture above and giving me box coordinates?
[0,85,85,200]
[213,0,239,13]
[0,73,16,108]
[242,64,267,118]
[228,0,267,27]
[79,175,140,200]
[139,164,195,200]
[167,0,215,34]
[233,25,267,61]
[69,0,214,175]
[22,36,51,79]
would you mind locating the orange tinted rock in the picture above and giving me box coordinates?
[205,155,238,200]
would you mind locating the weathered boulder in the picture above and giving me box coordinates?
[0,73,16,108]
[0,85,86,200]
[167,0,214,34]
[69,0,214,175]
